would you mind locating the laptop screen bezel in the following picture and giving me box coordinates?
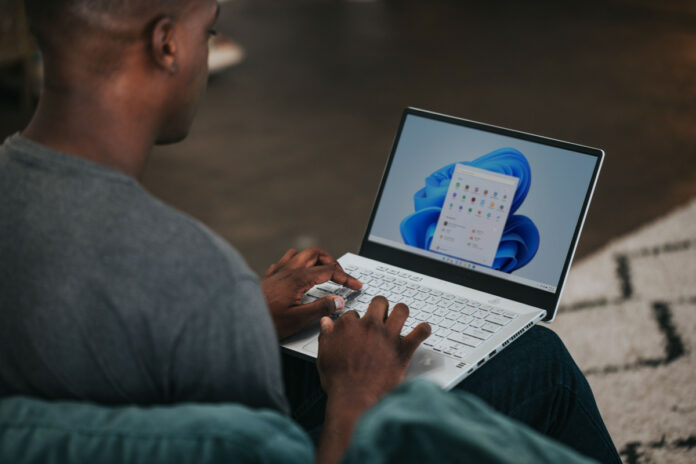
[358,107,603,321]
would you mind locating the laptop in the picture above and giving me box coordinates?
[282,107,603,390]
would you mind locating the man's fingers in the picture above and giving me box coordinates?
[287,246,324,269]
[264,249,298,277]
[401,322,432,360]
[385,303,409,335]
[364,296,389,324]
[277,248,299,267]
[319,316,334,339]
[303,264,362,290]
[290,296,345,327]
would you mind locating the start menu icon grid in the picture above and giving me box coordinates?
[429,163,519,267]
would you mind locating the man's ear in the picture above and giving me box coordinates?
[150,16,177,73]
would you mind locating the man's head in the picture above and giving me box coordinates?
[25,0,220,144]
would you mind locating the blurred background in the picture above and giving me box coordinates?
[2,0,695,274]
[1,0,695,462]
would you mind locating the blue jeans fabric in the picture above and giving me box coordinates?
[281,326,621,463]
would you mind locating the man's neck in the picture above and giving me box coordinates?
[22,84,157,179]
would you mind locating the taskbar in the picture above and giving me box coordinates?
[368,235,557,294]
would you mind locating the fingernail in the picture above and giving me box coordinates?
[332,297,345,313]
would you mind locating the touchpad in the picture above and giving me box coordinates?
[303,340,319,355]
[406,348,446,377]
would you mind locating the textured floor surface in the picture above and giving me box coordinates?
[550,199,696,463]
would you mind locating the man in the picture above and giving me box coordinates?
[0,1,620,462]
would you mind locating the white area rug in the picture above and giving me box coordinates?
[548,199,696,463]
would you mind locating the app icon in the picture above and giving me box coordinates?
[449,203,453,208]
[456,182,460,188]
[458,205,463,210]
[487,212,491,218]
[468,208,472,212]
[480,200,485,205]
[500,204,504,210]
[471,197,476,202]
[493,192,498,197]
[484,189,488,195]
[462,195,466,200]
[490,202,495,207]
[465,185,470,190]
[444,221,448,226]
[452,193,457,198]
[477,210,482,215]
[474,187,479,193]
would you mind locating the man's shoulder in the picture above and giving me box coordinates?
[110,188,255,284]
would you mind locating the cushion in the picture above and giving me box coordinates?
[0,397,312,464]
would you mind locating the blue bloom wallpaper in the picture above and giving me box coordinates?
[399,148,540,272]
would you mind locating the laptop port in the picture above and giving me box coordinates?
[477,359,485,367]
[489,349,497,358]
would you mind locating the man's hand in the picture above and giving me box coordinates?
[261,247,362,340]
[314,297,431,464]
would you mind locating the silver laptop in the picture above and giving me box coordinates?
[282,107,603,390]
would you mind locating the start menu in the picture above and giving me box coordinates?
[429,163,519,267]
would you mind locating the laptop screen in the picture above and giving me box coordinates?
[364,110,601,298]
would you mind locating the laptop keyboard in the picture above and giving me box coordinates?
[302,264,518,360]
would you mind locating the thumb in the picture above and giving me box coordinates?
[294,295,345,322]
[319,316,335,338]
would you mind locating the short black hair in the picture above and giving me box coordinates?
[24,0,189,50]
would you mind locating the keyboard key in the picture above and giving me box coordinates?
[420,304,435,314]
[469,319,485,328]
[485,314,509,326]
[455,298,468,305]
[482,322,502,333]
[462,306,477,315]
[447,332,482,347]
[464,327,491,340]
[451,322,468,333]
[473,310,489,319]
[457,315,474,325]
[426,296,441,304]
[431,290,443,297]
[427,315,443,325]
[500,310,518,319]
[436,300,450,308]
[441,293,455,300]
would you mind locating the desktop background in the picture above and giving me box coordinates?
[369,115,598,287]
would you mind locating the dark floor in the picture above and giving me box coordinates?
[2,0,696,274]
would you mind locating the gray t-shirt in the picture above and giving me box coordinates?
[0,134,288,413]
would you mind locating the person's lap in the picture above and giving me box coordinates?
[282,326,621,463]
